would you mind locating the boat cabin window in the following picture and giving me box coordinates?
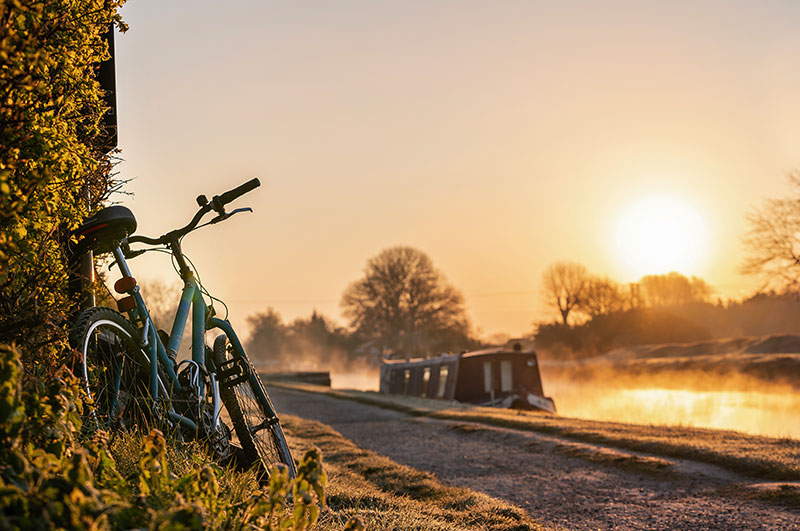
[422,367,431,397]
[500,360,513,392]
[483,361,493,393]
[437,366,449,398]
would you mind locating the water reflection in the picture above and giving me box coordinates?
[548,380,800,439]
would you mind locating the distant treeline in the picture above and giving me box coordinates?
[243,305,482,368]
[535,285,800,359]
[244,309,360,368]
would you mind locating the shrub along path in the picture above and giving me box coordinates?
[270,385,800,531]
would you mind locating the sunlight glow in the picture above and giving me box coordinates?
[613,196,709,279]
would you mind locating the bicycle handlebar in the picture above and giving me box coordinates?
[217,177,260,206]
[127,178,260,247]
[127,233,162,245]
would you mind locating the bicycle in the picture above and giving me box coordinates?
[69,178,296,479]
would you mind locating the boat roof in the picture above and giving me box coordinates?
[381,352,460,367]
[461,347,537,359]
[381,347,538,367]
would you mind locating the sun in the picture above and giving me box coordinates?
[613,196,709,280]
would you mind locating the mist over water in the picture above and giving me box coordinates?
[330,370,379,392]
[543,372,800,439]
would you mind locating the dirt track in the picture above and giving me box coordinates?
[270,387,800,531]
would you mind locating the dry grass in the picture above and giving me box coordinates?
[447,420,674,475]
[266,381,800,481]
[552,442,673,474]
[281,414,556,531]
[719,483,800,510]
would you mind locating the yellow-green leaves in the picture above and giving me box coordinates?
[0,344,25,449]
[291,447,327,531]
[1,0,126,367]
[138,429,170,497]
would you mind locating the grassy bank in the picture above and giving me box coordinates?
[265,381,800,481]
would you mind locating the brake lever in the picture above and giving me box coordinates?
[125,248,147,259]
[209,207,253,224]
[107,241,145,270]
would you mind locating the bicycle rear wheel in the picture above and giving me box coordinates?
[71,307,150,432]
[213,335,296,478]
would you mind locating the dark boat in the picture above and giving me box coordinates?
[379,346,556,413]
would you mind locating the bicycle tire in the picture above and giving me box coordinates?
[71,307,150,432]
[213,335,296,478]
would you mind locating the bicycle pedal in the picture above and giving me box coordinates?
[218,357,250,388]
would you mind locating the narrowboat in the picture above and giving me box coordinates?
[379,345,556,413]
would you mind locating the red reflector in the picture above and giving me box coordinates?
[79,222,109,236]
[117,296,136,313]
[114,276,137,294]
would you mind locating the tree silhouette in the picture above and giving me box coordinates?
[579,276,626,318]
[638,272,711,306]
[246,308,287,362]
[742,173,800,290]
[541,261,588,325]
[341,246,470,357]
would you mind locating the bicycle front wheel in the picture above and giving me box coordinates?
[213,335,296,478]
[71,307,150,432]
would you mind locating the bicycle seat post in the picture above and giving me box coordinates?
[112,244,134,279]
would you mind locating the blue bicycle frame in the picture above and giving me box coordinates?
[110,246,278,434]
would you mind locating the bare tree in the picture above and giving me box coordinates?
[541,261,588,325]
[742,173,800,290]
[341,246,470,356]
[579,276,626,318]
[625,282,644,310]
[136,278,189,358]
[138,278,182,330]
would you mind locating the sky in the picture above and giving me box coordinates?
[111,0,800,338]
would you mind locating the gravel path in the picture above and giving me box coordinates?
[270,387,800,531]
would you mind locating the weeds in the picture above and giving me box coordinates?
[0,345,343,530]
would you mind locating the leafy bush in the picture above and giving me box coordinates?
[0,0,124,366]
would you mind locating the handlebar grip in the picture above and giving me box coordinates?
[217,178,261,206]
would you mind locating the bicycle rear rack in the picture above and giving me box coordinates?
[217,357,251,389]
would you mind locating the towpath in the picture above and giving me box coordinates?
[270,386,800,531]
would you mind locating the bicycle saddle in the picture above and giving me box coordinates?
[75,205,137,254]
